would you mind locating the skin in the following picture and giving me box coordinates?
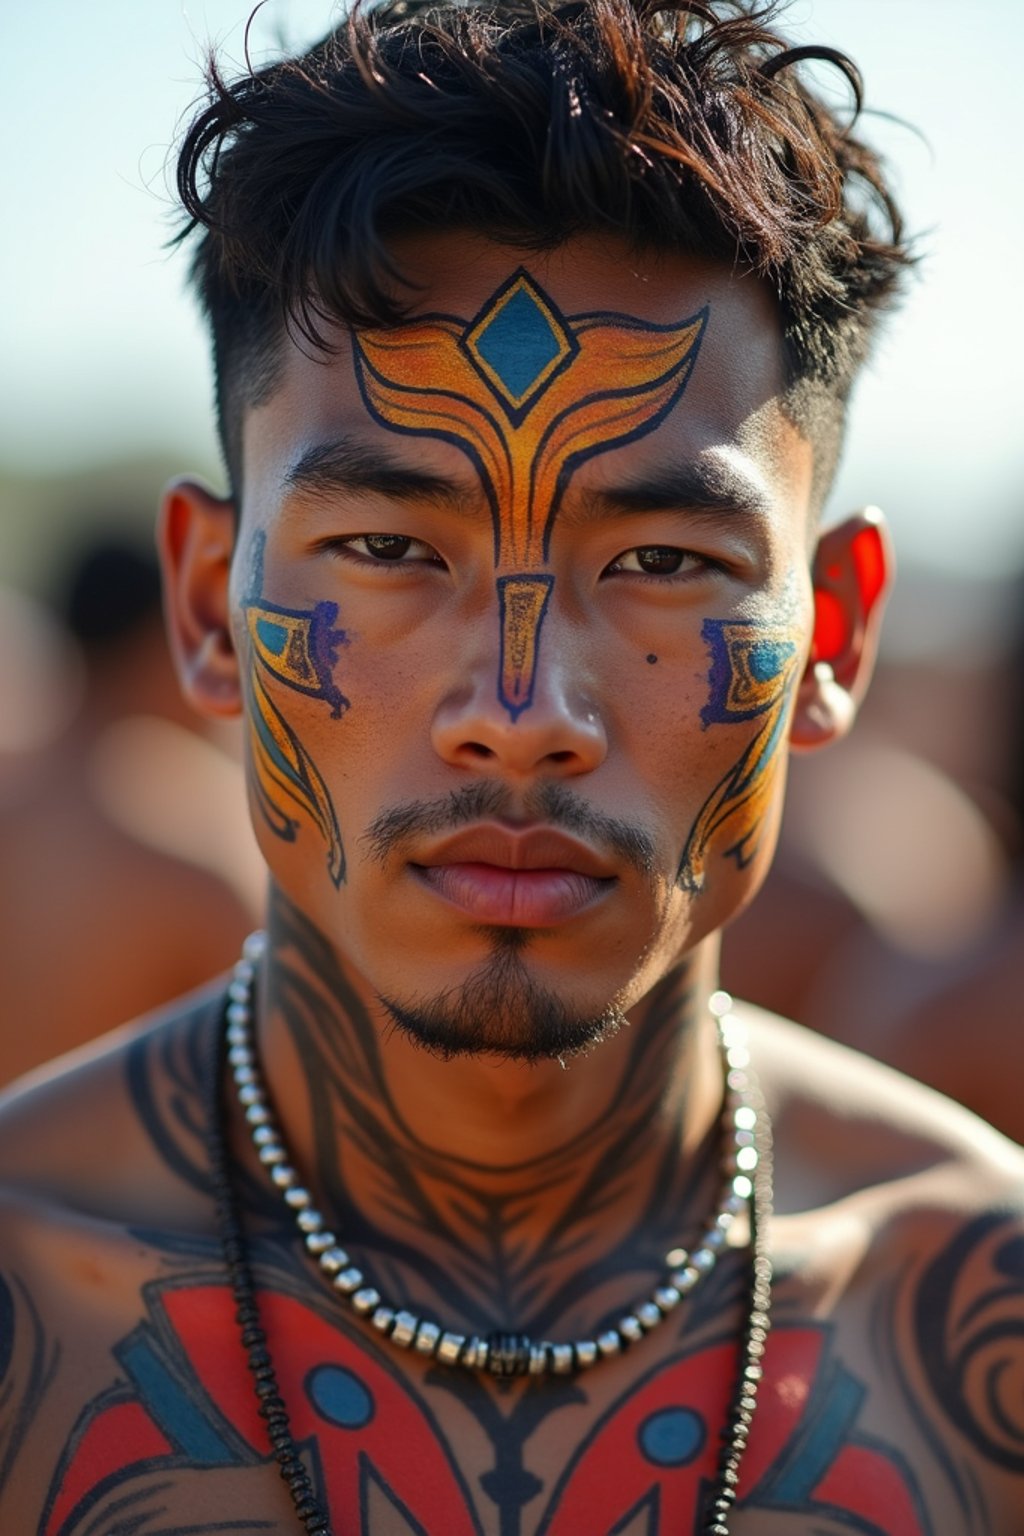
[0,612,256,1084]
[0,234,1022,1535]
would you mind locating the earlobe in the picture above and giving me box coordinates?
[157,477,242,718]
[789,507,894,752]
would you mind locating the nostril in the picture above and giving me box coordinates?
[547,750,575,764]
[463,741,496,760]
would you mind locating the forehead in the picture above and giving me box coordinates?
[240,232,811,521]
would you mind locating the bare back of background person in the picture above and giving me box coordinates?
[0,534,262,1084]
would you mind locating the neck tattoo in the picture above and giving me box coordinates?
[208,932,773,1534]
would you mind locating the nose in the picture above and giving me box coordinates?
[431,594,608,779]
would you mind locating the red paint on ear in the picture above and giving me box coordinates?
[852,523,886,608]
[810,589,847,665]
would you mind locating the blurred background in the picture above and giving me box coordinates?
[1,2,1021,1135]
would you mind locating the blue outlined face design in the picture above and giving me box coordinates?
[677,619,800,890]
[352,269,707,719]
[242,535,349,886]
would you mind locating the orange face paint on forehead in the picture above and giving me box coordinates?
[352,269,707,718]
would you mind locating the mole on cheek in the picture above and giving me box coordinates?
[646,653,658,665]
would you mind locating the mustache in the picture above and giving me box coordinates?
[362,781,657,881]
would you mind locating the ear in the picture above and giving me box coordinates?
[157,477,241,718]
[789,507,894,752]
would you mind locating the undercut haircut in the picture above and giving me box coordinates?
[175,0,910,504]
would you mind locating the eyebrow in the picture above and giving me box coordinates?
[281,436,775,527]
[281,437,474,512]
[573,460,776,524]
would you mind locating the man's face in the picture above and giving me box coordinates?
[231,233,815,1056]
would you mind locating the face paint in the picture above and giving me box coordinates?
[242,535,349,886]
[352,269,706,719]
[678,619,801,890]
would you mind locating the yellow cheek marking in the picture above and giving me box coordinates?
[353,270,706,718]
[243,598,347,887]
[678,621,801,891]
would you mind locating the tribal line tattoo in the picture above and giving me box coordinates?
[97,913,1023,1534]
[263,894,707,1335]
[242,533,349,886]
[123,898,707,1334]
[353,269,707,719]
[915,1212,1024,1477]
[678,618,801,890]
[0,1274,60,1496]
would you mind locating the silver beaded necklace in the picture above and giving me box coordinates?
[226,930,765,1380]
[212,933,773,1532]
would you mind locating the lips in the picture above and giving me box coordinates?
[410,824,617,926]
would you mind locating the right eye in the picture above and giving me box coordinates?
[328,534,443,565]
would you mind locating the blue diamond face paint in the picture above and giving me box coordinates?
[352,269,707,719]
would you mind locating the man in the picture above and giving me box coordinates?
[1,2,1021,1531]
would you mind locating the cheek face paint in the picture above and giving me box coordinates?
[241,535,349,887]
[353,269,707,719]
[678,619,801,890]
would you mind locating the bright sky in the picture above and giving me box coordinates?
[3,0,1022,577]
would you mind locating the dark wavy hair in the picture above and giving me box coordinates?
[175,0,910,501]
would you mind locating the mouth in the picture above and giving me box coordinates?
[409,823,618,927]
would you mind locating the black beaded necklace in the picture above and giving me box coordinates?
[205,987,773,1535]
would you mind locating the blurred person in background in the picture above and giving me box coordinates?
[1,3,1022,1532]
[0,582,84,767]
[723,571,1024,1142]
[810,579,1024,1141]
[0,532,262,1084]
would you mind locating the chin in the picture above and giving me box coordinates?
[377,937,628,1063]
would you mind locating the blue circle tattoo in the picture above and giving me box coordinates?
[638,1405,706,1467]
[306,1363,375,1429]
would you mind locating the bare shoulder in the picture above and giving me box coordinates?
[742,1000,1024,1373]
[0,982,225,1233]
[742,1001,1024,1210]
[0,987,241,1533]
[740,1005,1024,1520]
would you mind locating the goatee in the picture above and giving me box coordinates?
[378,935,627,1063]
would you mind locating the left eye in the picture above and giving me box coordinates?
[338,534,441,564]
[607,546,701,576]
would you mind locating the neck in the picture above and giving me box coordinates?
[253,889,726,1337]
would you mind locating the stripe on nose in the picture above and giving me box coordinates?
[496,573,554,721]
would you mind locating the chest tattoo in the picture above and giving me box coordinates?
[43,1280,928,1536]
